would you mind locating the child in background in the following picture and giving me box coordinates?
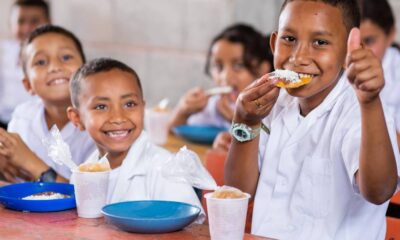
[225,0,399,239]
[0,0,50,129]
[169,24,273,152]
[67,58,204,218]
[359,0,400,151]
[0,25,95,182]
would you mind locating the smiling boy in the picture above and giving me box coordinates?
[67,58,204,220]
[225,0,400,239]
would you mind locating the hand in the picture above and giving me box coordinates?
[234,74,280,126]
[212,131,232,152]
[0,155,34,182]
[0,129,37,168]
[346,28,384,104]
[216,95,234,122]
[177,87,208,116]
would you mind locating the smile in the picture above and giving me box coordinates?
[47,78,69,86]
[104,129,132,139]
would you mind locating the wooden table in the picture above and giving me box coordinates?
[163,133,211,162]
[0,206,270,240]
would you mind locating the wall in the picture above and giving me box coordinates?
[0,0,399,106]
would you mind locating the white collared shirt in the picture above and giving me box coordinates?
[188,95,231,130]
[381,47,400,132]
[0,39,34,123]
[253,74,400,240]
[85,131,205,222]
[8,98,96,179]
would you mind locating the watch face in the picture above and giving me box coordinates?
[235,129,248,139]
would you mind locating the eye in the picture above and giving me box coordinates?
[124,101,136,108]
[94,104,107,110]
[62,54,73,61]
[363,37,375,46]
[210,62,223,73]
[282,35,296,43]
[314,39,329,46]
[34,59,47,66]
[232,62,245,71]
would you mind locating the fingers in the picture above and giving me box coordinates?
[346,27,361,67]
[212,132,232,152]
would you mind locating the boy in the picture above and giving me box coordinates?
[0,0,50,129]
[0,25,95,182]
[225,0,400,239]
[67,58,204,220]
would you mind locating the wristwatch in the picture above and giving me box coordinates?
[38,168,57,182]
[230,122,261,142]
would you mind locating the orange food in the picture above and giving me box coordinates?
[78,162,110,172]
[211,188,247,199]
[275,76,312,89]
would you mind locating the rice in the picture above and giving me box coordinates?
[22,191,70,200]
[273,69,300,83]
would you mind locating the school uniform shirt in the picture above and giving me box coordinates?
[187,95,231,130]
[0,40,33,123]
[85,131,205,222]
[253,74,400,240]
[8,98,96,179]
[381,47,400,127]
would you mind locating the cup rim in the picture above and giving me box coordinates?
[204,192,251,200]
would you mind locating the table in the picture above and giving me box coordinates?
[163,133,211,162]
[0,207,270,240]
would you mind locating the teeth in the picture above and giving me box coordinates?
[298,73,312,78]
[106,130,129,138]
[49,78,68,85]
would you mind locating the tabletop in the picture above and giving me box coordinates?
[0,206,270,240]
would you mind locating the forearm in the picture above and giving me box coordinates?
[168,108,190,131]
[225,132,260,197]
[21,151,50,179]
[358,98,397,204]
[397,132,400,152]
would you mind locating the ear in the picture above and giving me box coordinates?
[67,106,85,131]
[270,31,278,54]
[22,77,35,95]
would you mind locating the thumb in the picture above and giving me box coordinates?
[346,27,361,68]
[347,27,361,55]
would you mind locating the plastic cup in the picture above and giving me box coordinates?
[205,192,251,240]
[72,170,110,218]
[144,108,171,145]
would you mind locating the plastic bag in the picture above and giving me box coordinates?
[161,146,218,190]
[42,125,77,171]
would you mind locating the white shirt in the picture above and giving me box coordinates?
[0,40,33,123]
[253,74,400,240]
[381,47,400,131]
[85,131,205,222]
[188,95,231,130]
[8,98,96,179]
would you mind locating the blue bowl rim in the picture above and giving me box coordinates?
[102,200,201,221]
[0,182,75,202]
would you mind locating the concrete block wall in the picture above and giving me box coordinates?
[0,0,399,106]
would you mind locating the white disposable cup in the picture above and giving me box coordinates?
[72,170,110,218]
[205,192,251,240]
[145,109,171,145]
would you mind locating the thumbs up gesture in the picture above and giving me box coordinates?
[346,27,384,103]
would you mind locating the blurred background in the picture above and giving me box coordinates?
[0,0,399,107]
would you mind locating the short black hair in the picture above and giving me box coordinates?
[359,0,394,35]
[70,58,143,107]
[12,0,50,20]
[205,23,273,77]
[20,24,86,74]
[280,0,361,32]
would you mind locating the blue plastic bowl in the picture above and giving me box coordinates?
[0,182,76,212]
[102,200,201,233]
[173,125,226,144]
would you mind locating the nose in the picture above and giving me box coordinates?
[289,43,312,66]
[109,106,127,125]
[48,58,63,73]
[219,66,235,86]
